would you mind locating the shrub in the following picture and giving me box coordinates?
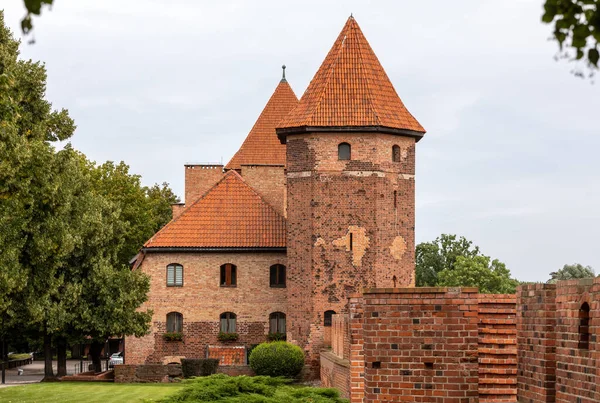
[181,358,220,378]
[249,341,304,378]
[163,332,183,341]
[157,374,348,403]
[217,332,239,342]
[266,332,286,342]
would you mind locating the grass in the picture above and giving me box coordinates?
[7,354,32,361]
[0,382,184,403]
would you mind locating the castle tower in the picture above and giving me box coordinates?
[276,16,426,374]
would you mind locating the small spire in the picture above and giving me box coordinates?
[350,13,353,18]
[281,65,287,82]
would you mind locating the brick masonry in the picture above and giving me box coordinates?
[240,164,286,216]
[184,164,224,205]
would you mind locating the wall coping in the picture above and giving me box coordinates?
[320,350,350,368]
[363,287,479,294]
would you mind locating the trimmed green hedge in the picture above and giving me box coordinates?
[181,359,219,378]
[249,341,304,378]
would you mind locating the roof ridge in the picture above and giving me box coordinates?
[353,19,381,126]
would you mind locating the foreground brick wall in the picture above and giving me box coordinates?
[127,252,286,364]
[361,287,479,403]
[478,294,517,402]
[115,364,182,383]
[517,283,557,403]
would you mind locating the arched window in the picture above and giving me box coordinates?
[338,143,351,160]
[220,264,237,287]
[392,145,401,162]
[166,312,183,333]
[166,264,183,286]
[270,264,286,288]
[220,312,237,333]
[579,302,590,349]
[324,310,336,327]
[269,312,286,334]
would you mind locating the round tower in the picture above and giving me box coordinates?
[276,16,426,375]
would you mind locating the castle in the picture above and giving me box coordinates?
[125,16,599,403]
[127,15,424,374]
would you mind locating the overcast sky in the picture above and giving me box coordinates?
[2,0,599,282]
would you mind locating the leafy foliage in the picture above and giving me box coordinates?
[164,332,184,342]
[416,234,519,294]
[266,332,286,342]
[542,0,600,77]
[181,359,220,378]
[158,374,348,403]
[548,263,596,283]
[249,342,305,378]
[217,332,239,342]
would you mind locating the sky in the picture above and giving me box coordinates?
[2,0,598,282]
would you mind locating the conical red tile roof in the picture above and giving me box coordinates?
[226,78,298,170]
[277,16,425,140]
[144,170,286,249]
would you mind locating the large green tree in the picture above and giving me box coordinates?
[548,263,595,283]
[416,234,519,294]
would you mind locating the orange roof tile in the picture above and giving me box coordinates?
[144,170,286,249]
[277,16,425,140]
[225,77,299,170]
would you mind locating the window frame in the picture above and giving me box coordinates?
[166,263,184,287]
[220,263,237,287]
[270,264,286,288]
[579,302,590,350]
[324,310,336,327]
[220,312,237,333]
[166,312,183,333]
[338,142,351,161]
[392,145,401,162]
[269,312,286,334]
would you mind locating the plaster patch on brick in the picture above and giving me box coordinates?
[389,236,407,260]
[314,237,326,248]
[399,174,415,180]
[287,171,312,178]
[332,226,369,267]
[341,171,385,177]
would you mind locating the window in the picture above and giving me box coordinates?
[269,312,286,334]
[220,312,237,333]
[579,302,590,349]
[166,264,183,287]
[220,264,237,287]
[166,312,183,333]
[270,264,286,288]
[324,310,336,327]
[392,145,401,162]
[338,143,351,160]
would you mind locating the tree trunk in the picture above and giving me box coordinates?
[43,333,55,381]
[56,337,67,377]
[89,341,104,373]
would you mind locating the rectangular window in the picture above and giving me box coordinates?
[270,265,286,288]
[220,264,237,287]
[167,264,183,287]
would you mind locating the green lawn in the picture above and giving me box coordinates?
[0,382,184,403]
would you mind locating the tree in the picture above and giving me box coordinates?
[548,263,595,283]
[542,0,600,78]
[415,234,480,287]
[437,255,520,294]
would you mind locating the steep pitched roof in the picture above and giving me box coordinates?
[144,170,286,249]
[277,16,425,140]
[226,78,299,170]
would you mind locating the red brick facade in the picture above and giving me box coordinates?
[184,164,224,205]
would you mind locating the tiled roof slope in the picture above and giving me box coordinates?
[225,79,298,170]
[277,16,425,137]
[144,170,286,248]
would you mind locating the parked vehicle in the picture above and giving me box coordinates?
[108,352,123,368]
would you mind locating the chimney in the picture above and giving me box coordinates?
[185,164,224,205]
[171,203,186,220]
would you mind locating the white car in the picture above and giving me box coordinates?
[108,352,123,368]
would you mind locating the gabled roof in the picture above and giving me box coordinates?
[144,170,286,249]
[277,16,425,140]
[225,78,299,170]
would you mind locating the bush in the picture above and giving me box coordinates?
[249,341,304,378]
[181,358,220,378]
[217,332,239,342]
[266,332,286,342]
[158,374,348,403]
[163,332,183,341]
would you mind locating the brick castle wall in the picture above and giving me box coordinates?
[184,164,224,205]
[127,252,286,364]
[240,165,285,215]
[286,132,417,376]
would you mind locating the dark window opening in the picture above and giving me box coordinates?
[393,190,397,208]
[167,264,183,287]
[324,310,336,327]
[269,312,286,334]
[220,312,237,333]
[166,312,183,333]
[392,145,401,162]
[579,302,590,349]
[349,233,353,251]
[338,143,351,160]
[220,264,237,287]
[270,264,286,288]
